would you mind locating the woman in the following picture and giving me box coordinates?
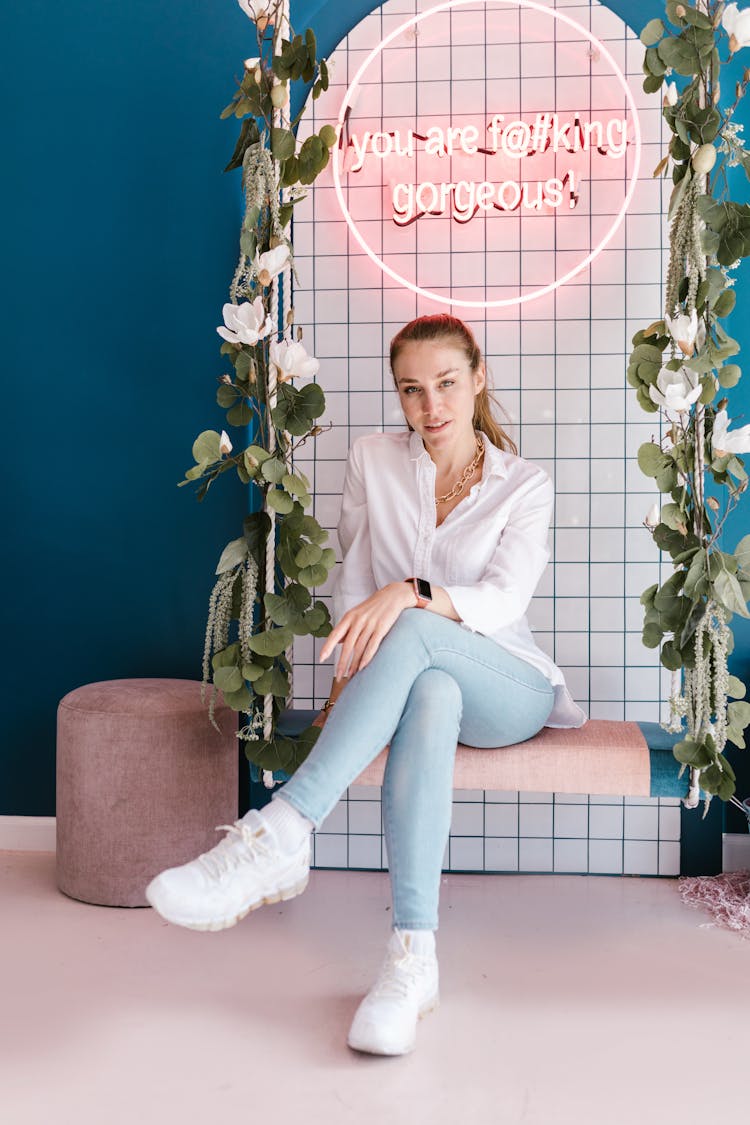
[146,314,586,1056]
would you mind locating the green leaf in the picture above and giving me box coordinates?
[295,541,323,568]
[216,537,248,575]
[217,384,239,409]
[192,430,221,465]
[227,401,252,426]
[734,534,750,574]
[261,457,287,484]
[638,442,667,477]
[660,640,683,670]
[212,642,240,670]
[286,583,312,612]
[642,622,663,648]
[221,682,254,710]
[271,127,296,161]
[246,627,293,657]
[253,666,290,698]
[683,551,707,599]
[668,163,693,221]
[718,364,741,389]
[319,124,337,148]
[728,701,750,730]
[673,738,709,767]
[224,117,260,173]
[643,73,664,94]
[213,665,243,694]
[713,289,737,318]
[713,570,750,619]
[281,472,309,497]
[243,510,272,556]
[266,489,295,514]
[727,675,747,700]
[640,18,665,46]
[297,562,329,587]
[679,3,713,29]
[640,583,659,608]
[241,662,267,682]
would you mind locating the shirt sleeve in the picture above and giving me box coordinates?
[442,470,554,637]
[329,438,379,671]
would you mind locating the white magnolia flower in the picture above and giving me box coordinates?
[644,501,661,529]
[254,245,290,286]
[722,3,750,51]
[237,1,263,21]
[269,339,320,384]
[219,430,233,456]
[664,81,678,106]
[649,365,702,413]
[217,298,273,346]
[665,308,700,355]
[712,409,750,455]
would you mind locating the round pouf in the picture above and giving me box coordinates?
[56,678,238,908]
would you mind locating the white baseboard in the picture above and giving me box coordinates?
[0,816,56,852]
[722,832,750,873]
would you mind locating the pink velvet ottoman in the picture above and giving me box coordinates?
[56,678,238,907]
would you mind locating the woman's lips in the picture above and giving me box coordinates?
[425,421,451,432]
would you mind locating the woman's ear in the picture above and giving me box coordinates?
[474,363,486,395]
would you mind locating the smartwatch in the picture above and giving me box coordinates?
[405,577,433,608]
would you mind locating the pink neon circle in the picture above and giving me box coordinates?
[332,0,642,309]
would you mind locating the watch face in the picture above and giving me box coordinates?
[415,578,432,599]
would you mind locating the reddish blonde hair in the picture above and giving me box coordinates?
[389,315,518,456]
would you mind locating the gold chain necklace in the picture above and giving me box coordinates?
[435,432,485,504]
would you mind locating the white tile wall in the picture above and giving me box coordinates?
[289,0,681,880]
[311,788,682,876]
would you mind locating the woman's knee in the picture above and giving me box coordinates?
[383,605,451,653]
[401,667,462,726]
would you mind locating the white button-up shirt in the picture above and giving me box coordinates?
[330,429,587,729]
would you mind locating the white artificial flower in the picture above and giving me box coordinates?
[217,297,273,346]
[649,365,702,413]
[254,245,291,285]
[722,3,750,51]
[664,81,678,106]
[665,309,700,355]
[219,430,233,456]
[712,409,750,455]
[243,56,260,71]
[237,1,261,20]
[269,339,320,384]
[644,501,661,529]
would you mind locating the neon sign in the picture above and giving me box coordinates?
[331,0,642,309]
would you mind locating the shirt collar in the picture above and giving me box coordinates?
[408,428,509,478]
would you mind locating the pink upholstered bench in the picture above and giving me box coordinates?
[273,712,696,800]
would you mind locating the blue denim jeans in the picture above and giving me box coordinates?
[273,608,556,931]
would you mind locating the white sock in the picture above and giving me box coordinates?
[394,928,436,958]
[243,796,314,850]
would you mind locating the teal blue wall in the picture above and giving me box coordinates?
[3,0,749,825]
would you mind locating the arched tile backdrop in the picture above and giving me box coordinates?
[287,0,683,877]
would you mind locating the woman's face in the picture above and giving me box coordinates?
[392,338,486,447]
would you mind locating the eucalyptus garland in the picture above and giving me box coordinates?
[634,0,750,813]
[179,0,337,777]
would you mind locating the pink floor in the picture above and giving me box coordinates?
[2,850,749,1125]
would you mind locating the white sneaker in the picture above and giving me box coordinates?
[144,809,311,931]
[347,931,440,1055]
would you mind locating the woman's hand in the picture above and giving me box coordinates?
[319,582,416,678]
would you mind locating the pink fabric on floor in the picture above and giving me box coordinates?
[678,870,750,939]
[354,719,652,796]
